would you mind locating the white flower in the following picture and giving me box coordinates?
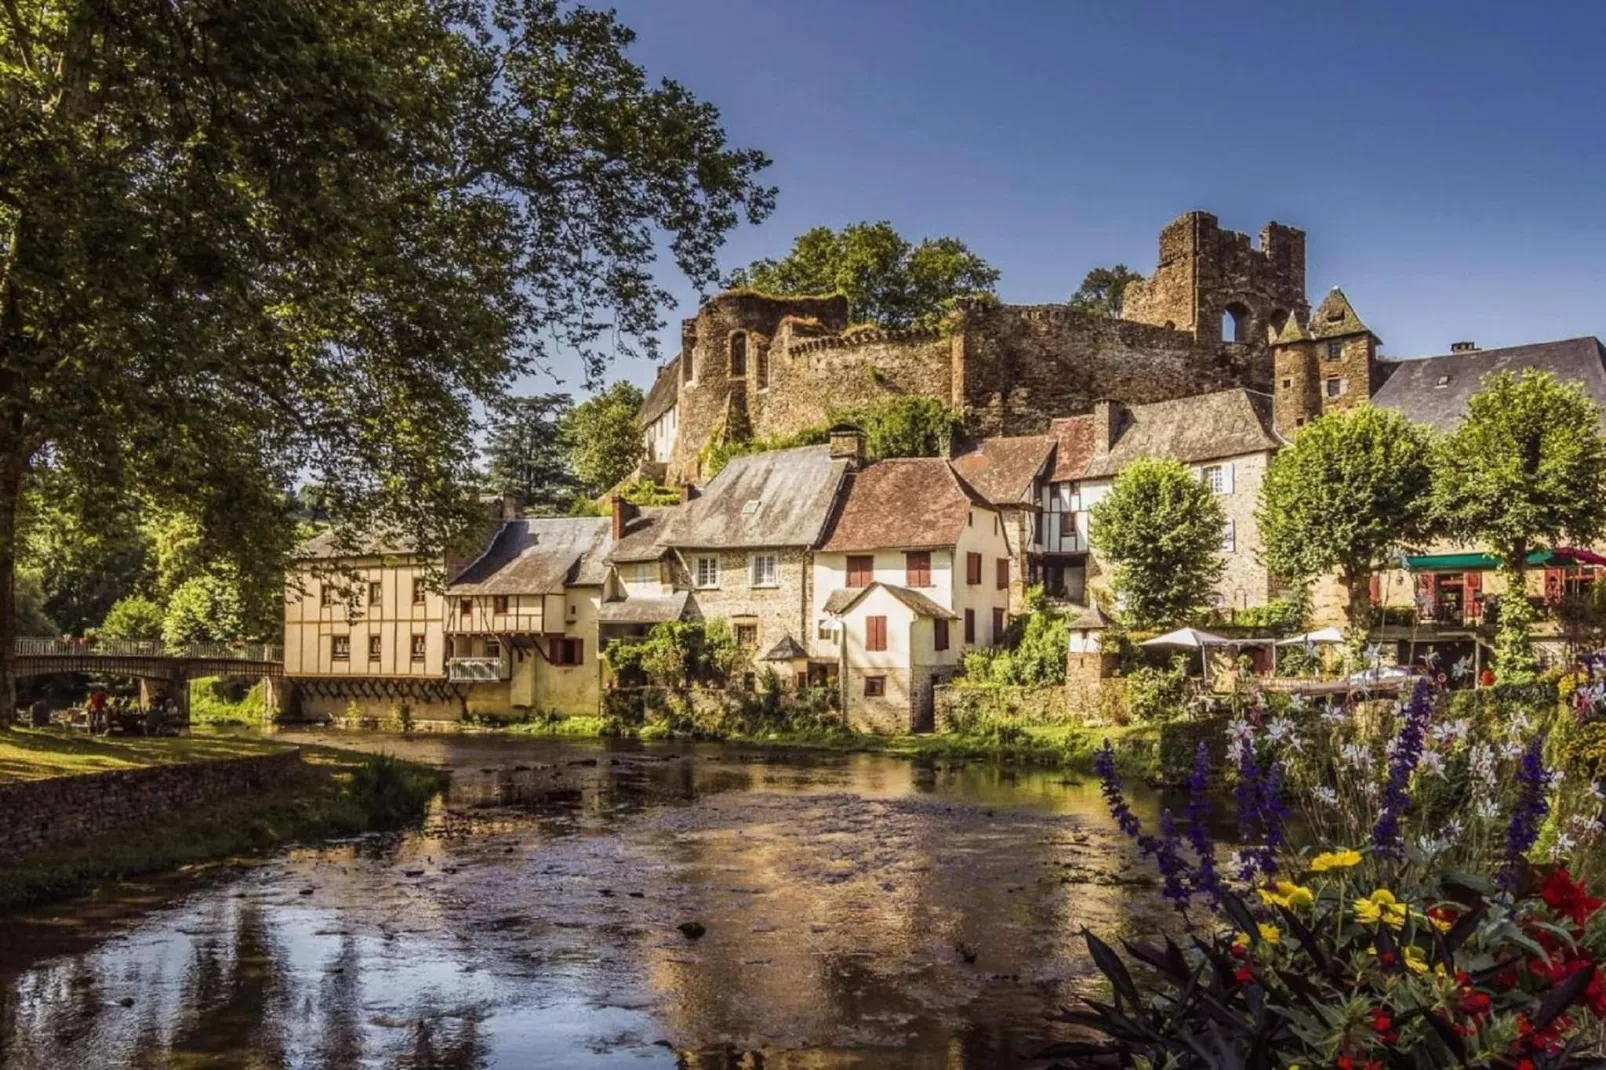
[1418,749,1446,778]
[1288,693,1307,711]
[1451,656,1472,680]
[1550,832,1578,861]
[1469,743,1499,787]
[1508,712,1534,739]
[1592,781,1606,801]
[1321,705,1348,725]
[1361,780,1380,800]
[1500,740,1524,762]
[1417,834,1448,857]
[1313,786,1339,808]
[1227,717,1255,744]
[1475,797,1502,820]
[1265,716,1298,745]
[1339,742,1373,770]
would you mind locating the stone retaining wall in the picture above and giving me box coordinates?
[0,748,304,862]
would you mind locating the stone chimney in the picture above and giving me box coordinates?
[828,423,866,470]
[1092,399,1124,456]
[610,495,637,541]
[500,494,523,521]
[1450,340,1478,353]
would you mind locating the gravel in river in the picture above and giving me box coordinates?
[0,734,1176,1069]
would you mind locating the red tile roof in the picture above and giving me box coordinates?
[950,434,1054,506]
[1046,415,1095,482]
[818,458,990,553]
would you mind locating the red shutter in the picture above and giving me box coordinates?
[866,616,887,651]
[934,619,949,651]
[1368,573,1381,606]
[1545,567,1565,603]
[905,551,931,588]
[847,555,873,587]
[992,608,1005,644]
[996,558,1009,591]
[967,553,982,585]
[1464,571,1483,619]
[1417,573,1436,615]
[964,609,975,644]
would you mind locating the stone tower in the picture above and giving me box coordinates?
[1122,211,1310,391]
[1270,287,1381,436]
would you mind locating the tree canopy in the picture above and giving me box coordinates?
[484,394,580,514]
[561,382,646,498]
[727,222,998,328]
[1089,458,1226,630]
[1069,265,1145,317]
[0,0,771,709]
[1256,406,1437,630]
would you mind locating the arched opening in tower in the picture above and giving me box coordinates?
[1221,302,1252,344]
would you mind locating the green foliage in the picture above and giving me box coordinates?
[1121,658,1191,723]
[561,382,647,496]
[727,221,999,328]
[1274,643,1323,677]
[1257,406,1437,629]
[14,569,55,636]
[699,396,960,479]
[604,620,739,691]
[484,394,581,514]
[1493,568,1540,682]
[1434,370,1606,675]
[959,586,1068,686]
[18,476,152,634]
[98,595,165,641]
[188,677,270,725]
[1090,457,1226,628]
[1226,593,1309,635]
[161,571,250,646]
[1068,264,1144,317]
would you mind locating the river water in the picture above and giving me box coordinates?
[0,734,1177,1069]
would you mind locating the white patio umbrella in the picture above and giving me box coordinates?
[1140,627,1235,675]
[1274,627,1346,646]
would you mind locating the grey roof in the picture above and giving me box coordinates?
[666,445,848,550]
[298,528,422,560]
[1081,388,1282,479]
[1372,337,1606,432]
[607,506,676,564]
[640,358,680,425]
[1308,287,1376,341]
[447,518,609,595]
[1067,601,1113,631]
[598,590,689,624]
[823,583,958,620]
[761,635,809,661]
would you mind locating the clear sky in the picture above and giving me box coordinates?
[557,0,1606,397]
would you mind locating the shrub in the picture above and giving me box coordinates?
[1122,658,1190,723]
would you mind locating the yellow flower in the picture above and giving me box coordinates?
[1234,923,1281,948]
[1259,881,1315,910]
[1353,888,1407,929]
[1310,849,1363,872]
[1402,945,1428,974]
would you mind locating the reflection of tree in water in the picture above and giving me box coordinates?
[392,1013,488,1070]
[159,899,287,1069]
[314,934,364,1067]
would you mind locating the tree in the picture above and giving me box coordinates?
[1256,406,1437,631]
[1089,458,1226,629]
[562,383,646,496]
[854,396,963,461]
[484,394,580,514]
[727,222,998,328]
[14,568,54,636]
[0,0,771,718]
[99,594,165,641]
[1432,370,1606,681]
[1069,265,1145,318]
[162,571,251,646]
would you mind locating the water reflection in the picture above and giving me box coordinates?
[0,736,1176,1068]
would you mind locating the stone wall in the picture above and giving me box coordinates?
[0,749,305,862]
[681,547,813,672]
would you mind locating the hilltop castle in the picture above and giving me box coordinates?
[639,210,1320,483]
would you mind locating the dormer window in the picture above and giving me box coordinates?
[730,332,747,377]
[1435,375,1450,388]
[741,499,759,516]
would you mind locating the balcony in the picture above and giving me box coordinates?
[447,656,510,682]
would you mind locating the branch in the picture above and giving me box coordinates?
[2,0,36,75]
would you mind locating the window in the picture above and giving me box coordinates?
[633,562,655,583]
[555,638,584,666]
[331,635,350,661]
[817,618,836,641]
[493,594,509,615]
[410,634,426,661]
[749,554,777,587]
[992,608,1006,645]
[996,558,1009,591]
[1222,302,1250,344]
[865,615,887,651]
[934,618,950,652]
[993,515,999,536]
[864,675,886,698]
[412,578,426,605]
[1222,519,1236,554]
[966,552,982,585]
[1281,377,1292,390]
[696,556,719,588]
[1326,377,1343,398]
[368,581,382,606]
[964,608,975,644]
[905,551,931,588]
[368,635,382,660]
[730,332,747,376]
[1201,464,1225,494]
[1325,340,1343,360]
[846,555,874,587]
[735,623,758,648]
[320,584,334,606]
[459,597,473,618]
[756,345,769,390]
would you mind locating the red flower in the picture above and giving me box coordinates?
[1457,989,1491,1017]
[1539,868,1605,926]
[1233,967,1254,984]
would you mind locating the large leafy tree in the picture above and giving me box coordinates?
[1069,264,1144,318]
[1433,370,1606,680]
[1089,458,1226,629]
[727,222,998,328]
[0,0,772,715]
[561,382,645,497]
[1257,406,1437,631]
[484,394,580,514]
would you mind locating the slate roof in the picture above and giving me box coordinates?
[1067,601,1113,631]
[1309,287,1376,341]
[665,445,847,550]
[598,590,689,624]
[951,434,1054,506]
[822,582,959,620]
[299,528,421,560]
[1081,388,1282,479]
[761,635,809,661]
[1371,337,1606,432]
[640,358,680,425]
[607,506,676,564]
[447,518,610,595]
[1046,415,1097,482]
[818,457,990,553]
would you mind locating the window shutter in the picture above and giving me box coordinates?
[1222,463,1235,495]
[1368,573,1381,605]
[996,558,1009,590]
[1545,567,1565,603]
[1465,571,1482,618]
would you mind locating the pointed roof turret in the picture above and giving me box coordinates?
[1309,287,1379,343]
[1271,315,1312,346]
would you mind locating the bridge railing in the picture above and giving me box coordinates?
[14,638,283,663]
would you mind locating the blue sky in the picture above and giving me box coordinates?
[558,0,1606,397]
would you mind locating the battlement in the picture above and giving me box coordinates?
[789,324,945,355]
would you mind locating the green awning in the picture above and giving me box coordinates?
[1403,550,1593,572]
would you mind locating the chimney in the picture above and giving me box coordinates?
[1450,340,1478,353]
[828,423,866,470]
[1092,399,1124,456]
[610,495,637,541]
[500,494,523,521]
[679,482,699,503]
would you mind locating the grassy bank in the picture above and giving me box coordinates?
[0,743,447,913]
[0,728,287,782]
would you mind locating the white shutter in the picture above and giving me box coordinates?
[1222,462,1235,495]
[1222,519,1236,553]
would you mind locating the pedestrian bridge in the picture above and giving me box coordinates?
[13,638,284,681]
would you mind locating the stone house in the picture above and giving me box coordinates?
[812,454,1013,732]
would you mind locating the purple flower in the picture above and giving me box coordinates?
[1500,734,1552,890]
[1095,739,1143,841]
[1372,679,1433,856]
[1232,737,1283,879]
[1185,742,1221,904]
[1155,808,1192,913]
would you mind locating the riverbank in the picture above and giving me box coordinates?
[0,737,446,913]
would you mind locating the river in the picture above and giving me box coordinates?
[0,733,1179,1068]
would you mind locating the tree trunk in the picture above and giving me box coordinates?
[1343,567,1373,635]
[0,461,21,728]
